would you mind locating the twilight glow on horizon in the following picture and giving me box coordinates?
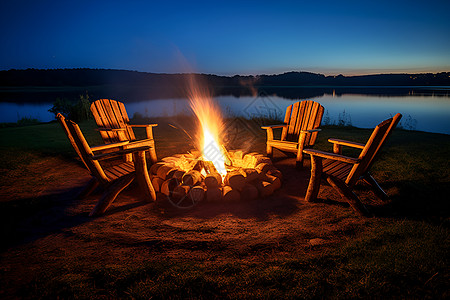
[1,0,449,76]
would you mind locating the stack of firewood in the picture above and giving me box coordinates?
[148,150,282,208]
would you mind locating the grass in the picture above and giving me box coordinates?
[0,117,449,298]
[18,220,449,299]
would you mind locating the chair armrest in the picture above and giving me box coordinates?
[124,139,154,147]
[303,149,360,164]
[95,127,127,132]
[129,124,158,128]
[90,141,130,152]
[300,129,321,133]
[129,124,157,140]
[261,124,287,130]
[328,138,365,149]
[91,146,150,161]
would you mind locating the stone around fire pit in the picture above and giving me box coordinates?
[149,150,282,209]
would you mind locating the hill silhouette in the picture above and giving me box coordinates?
[2,68,450,87]
[1,69,449,102]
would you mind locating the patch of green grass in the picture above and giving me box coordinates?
[329,220,449,298]
[19,220,448,299]
[0,120,102,164]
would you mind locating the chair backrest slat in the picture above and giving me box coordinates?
[91,99,136,143]
[91,99,116,143]
[56,113,89,169]
[282,100,324,145]
[293,101,307,137]
[346,113,402,186]
[286,102,300,140]
[281,104,293,140]
[116,101,135,140]
[57,113,110,184]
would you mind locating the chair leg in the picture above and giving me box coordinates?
[295,149,304,168]
[296,132,308,169]
[133,150,156,201]
[305,155,322,202]
[89,174,135,217]
[363,173,389,201]
[326,177,371,217]
[78,177,99,199]
[266,143,273,158]
[148,148,158,164]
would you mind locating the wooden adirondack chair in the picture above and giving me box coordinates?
[303,113,402,216]
[90,99,158,163]
[261,100,324,167]
[56,113,156,217]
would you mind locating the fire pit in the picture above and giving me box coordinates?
[149,75,282,208]
[149,149,282,208]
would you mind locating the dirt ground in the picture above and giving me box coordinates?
[0,138,386,297]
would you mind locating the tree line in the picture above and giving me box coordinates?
[1,68,449,87]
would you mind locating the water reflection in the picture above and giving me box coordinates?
[101,94,450,134]
[0,102,54,123]
[1,92,449,135]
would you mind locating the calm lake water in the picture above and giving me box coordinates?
[1,91,449,135]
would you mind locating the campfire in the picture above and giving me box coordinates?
[149,76,282,208]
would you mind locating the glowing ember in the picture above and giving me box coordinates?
[187,76,228,177]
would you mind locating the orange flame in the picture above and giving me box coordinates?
[187,75,227,176]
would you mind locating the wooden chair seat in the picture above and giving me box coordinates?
[103,162,135,180]
[304,113,402,216]
[91,99,158,163]
[322,159,353,181]
[56,113,156,216]
[261,100,324,167]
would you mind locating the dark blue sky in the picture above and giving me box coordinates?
[1,0,449,75]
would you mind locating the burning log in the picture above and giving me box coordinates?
[204,173,222,188]
[232,150,244,161]
[255,163,271,174]
[206,187,222,202]
[222,186,240,202]
[153,149,282,207]
[224,170,246,191]
[255,156,272,166]
[173,170,185,181]
[161,177,178,197]
[149,162,164,175]
[151,176,164,192]
[173,185,190,201]
[265,174,282,190]
[243,153,257,168]
[189,186,205,203]
[156,165,176,180]
[161,156,179,164]
[267,169,283,180]
[221,145,233,166]
[242,168,259,182]
[192,159,204,171]
[182,169,203,186]
[255,180,274,197]
[202,160,218,174]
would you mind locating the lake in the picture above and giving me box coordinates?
[1,88,449,135]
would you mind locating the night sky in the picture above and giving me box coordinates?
[1,0,449,75]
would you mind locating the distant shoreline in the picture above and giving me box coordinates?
[1,85,449,104]
[1,68,449,87]
[1,68,449,103]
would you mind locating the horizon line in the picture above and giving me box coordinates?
[1,67,449,77]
